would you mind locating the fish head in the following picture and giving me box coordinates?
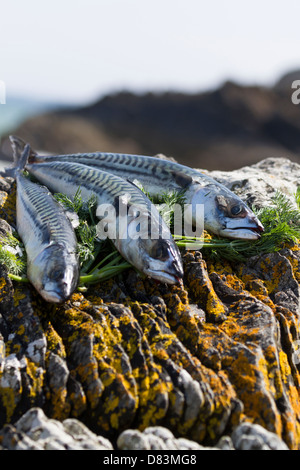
[28,244,79,303]
[138,237,184,284]
[190,185,264,240]
[116,204,183,284]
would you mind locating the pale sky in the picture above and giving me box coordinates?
[1,0,300,104]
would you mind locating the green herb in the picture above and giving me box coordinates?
[5,185,300,286]
[54,187,84,214]
[152,189,186,230]
[78,251,131,287]
[0,232,26,276]
[175,189,300,262]
[256,190,300,240]
[295,185,300,209]
[54,188,100,270]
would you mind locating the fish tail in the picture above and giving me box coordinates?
[4,140,31,177]
[10,135,37,163]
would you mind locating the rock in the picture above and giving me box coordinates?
[0,407,289,450]
[117,426,215,450]
[275,69,300,91]
[117,422,288,451]
[0,407,113,450]
[231,422,289,450]
[5,77,300,172]
[204,157,300,209]
[0,158,300,450]
[215,435,235,450]
[117,426,216,450]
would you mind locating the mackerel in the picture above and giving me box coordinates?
[6,145,79,303]
[16,139,264,240]
[14,156,183,284]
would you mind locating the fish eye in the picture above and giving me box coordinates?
[49,268,64,280]
[231,205,243,216]
[153,242,169,260]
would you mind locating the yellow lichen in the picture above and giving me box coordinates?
[0,387,19,423]
[25,359,44,400]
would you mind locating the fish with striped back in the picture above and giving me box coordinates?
[10,136,264,241]
[9,140,183,285]
[5,144,80,303]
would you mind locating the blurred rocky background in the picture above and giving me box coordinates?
[1,70,300,171]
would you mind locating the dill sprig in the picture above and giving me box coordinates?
[54,188,102,272]
[0,232,26,276]
[5,184,300,286]
[256,190,300,240]
[152,189,186,230]
[78,251,131,288]
[178,189,300,262]
[54,187,84,214]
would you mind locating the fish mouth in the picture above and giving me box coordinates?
[220,225,264,240]
[146,264,183,284]
[220,215,264,240]
[41,283,74,303]
[40,289,67,303]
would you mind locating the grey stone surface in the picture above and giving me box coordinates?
[231,422,289,450]
[0,407,290,450]
[0,407,113,450]
[116,426,214,450]
[203,157,300,209]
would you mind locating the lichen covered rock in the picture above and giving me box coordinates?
[0,159,300,450]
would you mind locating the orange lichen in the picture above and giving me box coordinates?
[1,179,300,448]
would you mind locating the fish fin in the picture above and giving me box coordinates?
[170,170,193,188]
[9,135,37,164]
[4,143,31,177]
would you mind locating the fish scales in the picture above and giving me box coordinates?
[35,153,175,192]
[28,160,150,208]
[9,136,264,240]
[23,159,184,285]
[29,150,264,240]
[17,174,73,247]
[12,161,80,303]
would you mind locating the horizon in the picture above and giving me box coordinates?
[3,68,296,109]
[1,0,300,106]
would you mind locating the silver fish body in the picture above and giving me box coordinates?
[29,151,264,240]
[14,171,79,303]
[24,160,184,284]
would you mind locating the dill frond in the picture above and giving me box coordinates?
[295,186,300,209]
[76,220,103,271]
[54,187,84,214]
[7,182,300,286]
[152,189,186,231]
[182,189,300,262]
[0,232,26,275]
